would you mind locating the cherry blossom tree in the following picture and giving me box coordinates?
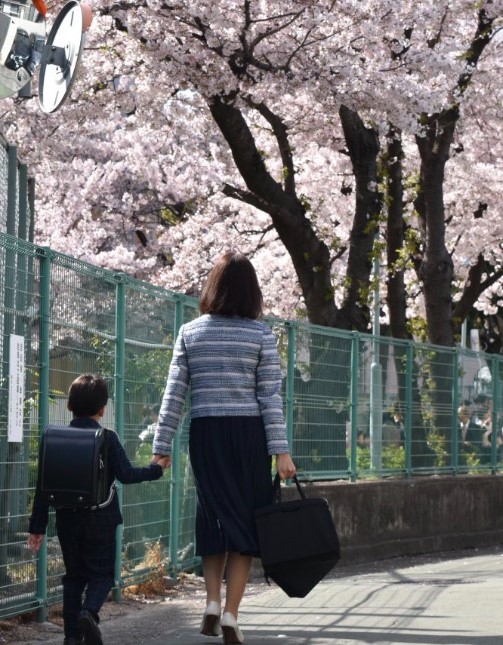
[1,0,501,469]
[1,0,502,340]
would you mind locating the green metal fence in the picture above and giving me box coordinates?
[1,231,502,621]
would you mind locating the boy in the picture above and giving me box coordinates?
[27,374,164,645]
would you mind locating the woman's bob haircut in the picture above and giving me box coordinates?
[199,251,263,320]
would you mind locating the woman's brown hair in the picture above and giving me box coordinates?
[199,252,263,319]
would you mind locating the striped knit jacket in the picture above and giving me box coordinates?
[152,314,290,456]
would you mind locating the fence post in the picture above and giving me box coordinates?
[405,343,413,477]
[36,246,51,622]
[7,165,30,534]
[3,147,20,534]
[169,295,184,573]
[451,349,460,474]
[285,322,296,454]
[349,333,359,482]
[491,355,499,474]
[16,165,29,330]
[2,146,17,379]
[17,164,28,242]
[28,176,35,244]
[113,274,126,601]
[7,145,17,235]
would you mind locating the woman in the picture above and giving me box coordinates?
[152,251,296,644]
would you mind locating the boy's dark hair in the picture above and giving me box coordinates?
[199,251,263,320]
[68,374,109,417]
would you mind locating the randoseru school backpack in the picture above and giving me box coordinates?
[39,425,115,509]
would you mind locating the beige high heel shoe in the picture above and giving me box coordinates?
[220,612,244,644]
[200,601,221,637]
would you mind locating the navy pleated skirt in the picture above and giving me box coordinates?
[189,416,273,557]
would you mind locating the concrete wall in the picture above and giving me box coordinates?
[282,475,503,566]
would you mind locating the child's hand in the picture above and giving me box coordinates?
[27,533,44,553]
[152,455,171,470]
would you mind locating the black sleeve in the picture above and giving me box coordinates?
[108,430,163,484]
[28,446,49,534]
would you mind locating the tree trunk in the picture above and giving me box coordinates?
[415,119,456,445]
[411,8,494,450]
[336,105,381,331]
[210,96,340,327]
[384,127,409,341]
[382,127,434,465]
[415,7,494,347]
[417,153,455,346]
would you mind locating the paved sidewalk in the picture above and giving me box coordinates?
[146,548,503,645]
[22,547,503,645]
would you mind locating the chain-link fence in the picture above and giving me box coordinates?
[0,230,502,620]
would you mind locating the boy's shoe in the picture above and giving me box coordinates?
[77,610,103,645]
[64,638,84,645]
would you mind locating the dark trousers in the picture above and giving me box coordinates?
[57,516,117,638]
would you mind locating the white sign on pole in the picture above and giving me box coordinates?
[8,334,25,443]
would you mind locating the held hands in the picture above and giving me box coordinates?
[27,533,44,554]
[276,453,296,480]
[152,454,171,470]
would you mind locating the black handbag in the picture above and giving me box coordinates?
[255,474,340,598]
[39,425,115,509]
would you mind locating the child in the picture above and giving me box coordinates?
[27,374,164,645]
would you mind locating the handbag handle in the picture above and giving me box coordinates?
[273,473,306,502]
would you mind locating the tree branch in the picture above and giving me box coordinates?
[222,182,276,213]
[454,255,503,324]
[245,99,296,195]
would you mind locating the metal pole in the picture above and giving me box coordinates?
[169,296,184,572]
[405,343,413,477]
[369,235,382,471]
[9,164,28,532]
[285,322,296,455]
[6,145,17,236]
[459,319,467,407]
[4,148,19,531]
[113,275,126,601]
[460,319,467,349]
[3,146,17,374]
[491,355,499,474]
[17,164,28,243]
[349,333,359,482]
[36,247,51,622]
[28,176,35,244]
[451,349,460,474]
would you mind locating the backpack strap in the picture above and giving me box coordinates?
[90,428,116,510]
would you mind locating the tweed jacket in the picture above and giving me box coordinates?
[153,314,290,456]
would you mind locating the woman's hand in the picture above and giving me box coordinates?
[152,454,171,469]
[276,453,296,480]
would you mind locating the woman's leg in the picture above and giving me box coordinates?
[223,552,253,618]
[203,553,227,605]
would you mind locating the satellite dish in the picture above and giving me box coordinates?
[0,1,46,99]
[38,0,85,113]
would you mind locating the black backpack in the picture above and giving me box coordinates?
[39,425,115,509]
